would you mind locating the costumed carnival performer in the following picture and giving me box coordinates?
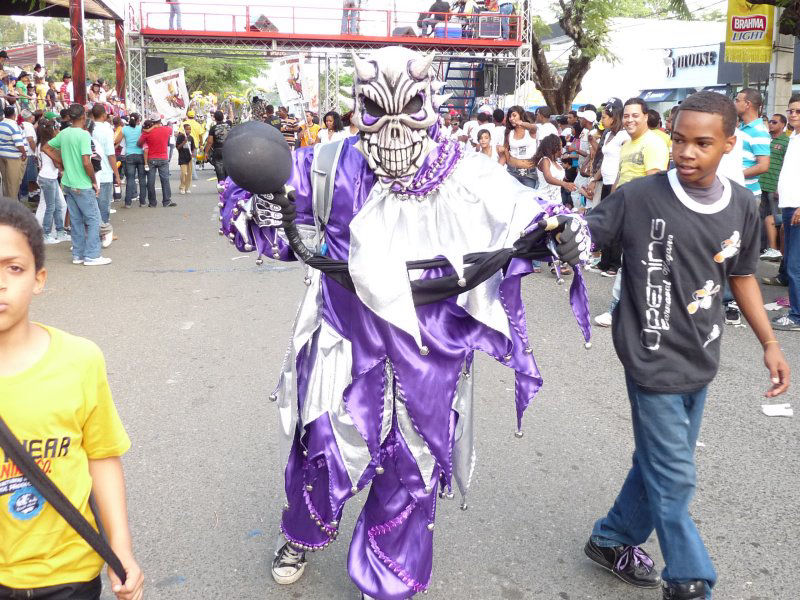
[218,46,591,600]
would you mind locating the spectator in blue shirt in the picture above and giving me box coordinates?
[734,88,771,199]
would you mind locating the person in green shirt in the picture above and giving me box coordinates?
[14,71,31,110]
[760,113,789,261]
[43,104,111,266]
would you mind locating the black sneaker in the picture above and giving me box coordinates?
[271,542,306,585]
[662,580,706,599]
[584,538,661,588]
[724,302,741,325]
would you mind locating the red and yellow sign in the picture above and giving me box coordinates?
[725,0,775,63]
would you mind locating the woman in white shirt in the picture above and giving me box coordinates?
[476,128,505,165]
[498,105,538,188]
[35,119,67,243]
[316,110,347,145]
[534,133,576,203]
[585,102,629,275]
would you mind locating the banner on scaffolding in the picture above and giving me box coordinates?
[274,55,319,114]
[725,0,774,63]
[146,68,190,120]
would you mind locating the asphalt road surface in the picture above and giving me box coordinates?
[31,166,799,600]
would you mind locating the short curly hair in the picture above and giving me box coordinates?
[675,91,738,137]
[0,199,45,271]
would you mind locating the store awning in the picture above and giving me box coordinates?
[639,89,677,103]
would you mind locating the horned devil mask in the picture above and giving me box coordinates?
[352,47,448,189]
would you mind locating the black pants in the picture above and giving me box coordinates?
[597,184,622,271]
[211,149,226,183]
[0,576,100,600]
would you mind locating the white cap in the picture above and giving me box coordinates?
[577,110,596,123]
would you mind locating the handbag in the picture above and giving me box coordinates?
[0,415,127,585]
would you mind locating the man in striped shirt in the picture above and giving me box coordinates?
[734,88,771,198]
[0,105,28,200]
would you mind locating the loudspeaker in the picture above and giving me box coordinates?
[497,66,515,95]
[392,26,416,36]
[475,71,485,97]
[146,57,167,77]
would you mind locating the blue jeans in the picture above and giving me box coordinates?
[169,3,181,29]
[18,155,37,199]
[97,182,112,224]
[146,158,171,206]
[782,207,800,323]
[64,186,101,261]
[124,154,146,205]
[341,7,358,34]
[499,2,514,39]
[38,177,64,234]
[591,376,716,597]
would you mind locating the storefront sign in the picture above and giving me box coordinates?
[725,0,774,63]
[666,50,718,77]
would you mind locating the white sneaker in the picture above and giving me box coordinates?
[101,231,113,248]
[56,230,71,242]
[760,248,782,261]
[84,256,112,266]
[271,543,307,585]
[179,189,186,195]
[185,189,191,194]
[110,208,117,214]
[594,312,613,327]
[72,258,84,265]
[44,234,60,245]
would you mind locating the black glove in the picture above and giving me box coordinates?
[544,214,590,267]
[252,189,297,229]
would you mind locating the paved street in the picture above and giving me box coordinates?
[31,167,799,600]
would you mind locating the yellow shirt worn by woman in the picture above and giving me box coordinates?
[0,325,131,588]
[300,123,321,147]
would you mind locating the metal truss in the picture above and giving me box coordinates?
[127,33,523,116]
[514,0,533,104]
[322,55,340,113]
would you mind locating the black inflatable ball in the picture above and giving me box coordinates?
[223,121,292,195]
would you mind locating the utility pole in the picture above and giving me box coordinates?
[36,18,44,66]
[766,8,794,116]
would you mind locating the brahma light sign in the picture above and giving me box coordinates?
[725,0,774,63]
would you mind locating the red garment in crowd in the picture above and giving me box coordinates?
[137,125,171,160]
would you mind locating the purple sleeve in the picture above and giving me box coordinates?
[219,147,315,261]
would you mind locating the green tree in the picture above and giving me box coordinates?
[530,0,693,112]
[0,16,27,47]
[177,55,264,95]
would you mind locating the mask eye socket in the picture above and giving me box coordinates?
[402,94,424,115]
[362,96,386,119]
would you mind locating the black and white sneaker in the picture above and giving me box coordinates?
[271,542,307,585]
[724,302,741,326]
[584,538,661,588]
[662,579,706,599]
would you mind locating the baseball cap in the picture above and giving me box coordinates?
[577,109,596,123]
[20,109,33,120]
[44,111,59,119]
[18,71,29,80]
[63,72,71,79]
[604,97,623,112]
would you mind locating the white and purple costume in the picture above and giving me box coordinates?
[219,47,591,599]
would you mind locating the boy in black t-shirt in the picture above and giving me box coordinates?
[580,92,790,599]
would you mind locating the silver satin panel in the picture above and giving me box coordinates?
[451,364,476,501]
[274,268,323,470]
[395,391,437,490]
[348,152,543,348]
[381,359,395,445]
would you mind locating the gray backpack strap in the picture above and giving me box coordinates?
[311,139,346,229]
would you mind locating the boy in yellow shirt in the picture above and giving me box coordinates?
[0,199,143,600]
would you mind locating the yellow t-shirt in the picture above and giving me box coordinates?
[617,129,670,187]
[299,123,321,147]
[35,83,47,110]
[0,325,130,588]
[651,127,672,150]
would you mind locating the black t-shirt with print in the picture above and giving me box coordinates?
[586,170,760,394]
[209,122,230,151]
[176,133,195,164]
